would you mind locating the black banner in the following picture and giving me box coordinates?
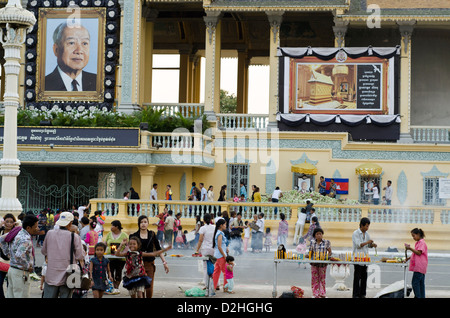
[357,64,382,110]
[0,127,140,147]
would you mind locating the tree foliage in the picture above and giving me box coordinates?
[220,89,237,114]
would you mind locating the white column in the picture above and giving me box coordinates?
[203,11,222,120]
[117,0,141,113]
[266,11,284,128]
[0,1,36,215]
[397,20,415,144]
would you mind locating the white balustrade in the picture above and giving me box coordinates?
[411,126,450,143]
[316,206,362,223]
[217,114,269,130]
[143,103,204,118]
[368,207,434,224]
[90,199,448,226]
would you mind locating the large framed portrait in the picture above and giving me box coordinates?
[289,56,389,114]
[24,0,121,111]
[36,7,105,101]
[278,47,400,116]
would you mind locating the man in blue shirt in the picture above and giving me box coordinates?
[318,176,327,196]
[239,181,247,199]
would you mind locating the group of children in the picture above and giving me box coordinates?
[82,237,172,298]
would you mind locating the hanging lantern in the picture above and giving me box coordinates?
[332,64,349,77]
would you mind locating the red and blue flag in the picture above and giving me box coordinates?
[325,178,349,195]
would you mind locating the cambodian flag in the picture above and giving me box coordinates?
[325,178,349,195]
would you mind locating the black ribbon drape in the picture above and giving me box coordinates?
[277,113,401,127]
[277,46,401,60]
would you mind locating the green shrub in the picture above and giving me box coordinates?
[0,106,210,133]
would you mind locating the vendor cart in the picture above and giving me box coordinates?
[273,258,409,298]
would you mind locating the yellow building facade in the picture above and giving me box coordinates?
[2,0,450,250]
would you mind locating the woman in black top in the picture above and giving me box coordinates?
[218,185,227,201]
[218,185,227,213]
[129,215,169,298]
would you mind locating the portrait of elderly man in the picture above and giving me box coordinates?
[45,22,97,91]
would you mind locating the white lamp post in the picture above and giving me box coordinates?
[0,0,36,216]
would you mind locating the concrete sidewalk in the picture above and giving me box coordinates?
[24,275,450,299]
[19,245,450,299]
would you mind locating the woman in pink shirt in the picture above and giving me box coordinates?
[85,217,99,256]
[405,228,428,298]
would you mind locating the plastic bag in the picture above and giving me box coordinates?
[290,286,304,298]
[206,260,214,276]
[185,287,206,297]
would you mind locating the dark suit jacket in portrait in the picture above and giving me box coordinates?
[45,67,97,91]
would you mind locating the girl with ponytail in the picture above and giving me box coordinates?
[212,218,229,292]
[405,228,428,298]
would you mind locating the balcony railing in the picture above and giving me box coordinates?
[140,131,213,154]
[89,199,450,225]
[142,103,204,118]
[142,104,269,130]
[217,113,269,130]
[91,199,294,221]
[411,126,450,143]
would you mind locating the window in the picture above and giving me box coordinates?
[151,54,180,102]
[359,176,381,204]
[227,164,249,199]
[424,177,445,206]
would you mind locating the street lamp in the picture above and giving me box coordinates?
[0,0,36,216]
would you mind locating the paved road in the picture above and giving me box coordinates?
[20,244,450,299]
[155,247,450,296]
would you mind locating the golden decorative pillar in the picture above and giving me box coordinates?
[266,11,284,127]
[397,20,415,143]
[137,165,158,200]
[237,49,249,114]
[333,16,348,48]
[203,11,222,118]
[141,7,158,104]
[179,52,190,103]
[189,53,202,103]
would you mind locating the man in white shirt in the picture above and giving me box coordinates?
[214,211,224,224]
[352,217,377,298]
[150,183,158,200]
[150,183,158,213]
[77,203,90,216]
[383,180,393,205]
[271,187,283,214]
[199,183,207,201]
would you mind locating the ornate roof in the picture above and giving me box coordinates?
[342,0,450,21]
[205,0,349,11]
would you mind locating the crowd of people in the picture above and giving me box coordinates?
[0,205,174,299]
[149,181,287,207]
[0,195,428,299]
